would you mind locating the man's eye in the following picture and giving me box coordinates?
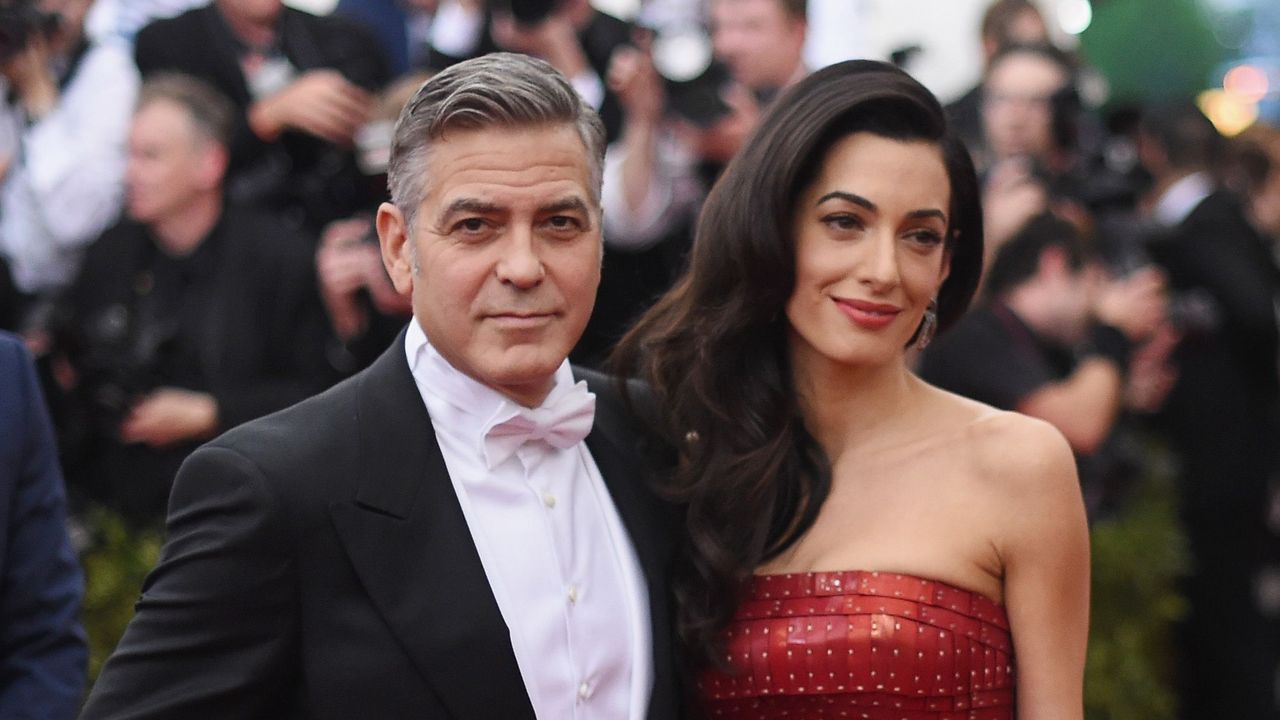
[547,216,581,230]
[455,218,487,233]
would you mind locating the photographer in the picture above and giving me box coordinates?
[0,0,138,331]
[572,0,807,364]
[134,0,390,235]
[52,75,329,525]
[487,0,630,142]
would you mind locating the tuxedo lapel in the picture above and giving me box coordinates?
[329,334,536,719]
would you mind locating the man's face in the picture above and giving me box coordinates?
[1044,255,1097,346]
[215,0,283,27]
[982,52,1069,163]
[125,100,218,226]
[377,124,602,407]
[710,0,806,91]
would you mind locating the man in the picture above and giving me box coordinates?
[1138,103,1280,720]
[488,0,631,144]
[580,0,808,364]
[0,331,86,719]
[82,54,678,719]
[53,74,329,525]
[945,0,1049,155]
[133,0,390,232]
[0,0,138,329]
[919,213,1168,513]
[977,42,1137,270]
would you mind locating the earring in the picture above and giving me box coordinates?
[914,298,938,350]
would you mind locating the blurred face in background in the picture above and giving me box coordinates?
[982,7,1048,62]
[37,0,94,50]
[710,0,806,92]
[215,0,283,28]
[1040,252,1098,346]
[126,100,224,226]
[982,51,1069,163]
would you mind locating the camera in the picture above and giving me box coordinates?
[0,0,62,63]
[649,25,732,127]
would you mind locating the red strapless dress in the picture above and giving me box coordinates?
[698,571,1014,719]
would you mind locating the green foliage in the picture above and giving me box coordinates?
[76,506,163,682]
[1085,441,1190,720]
[1079,0,1226,105]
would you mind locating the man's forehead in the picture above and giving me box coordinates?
[989,54,1068,90]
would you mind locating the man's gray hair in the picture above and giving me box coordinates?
[387,52,607,229]
[137,72,236,149]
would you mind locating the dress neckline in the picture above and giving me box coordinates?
[746,569,1006,617]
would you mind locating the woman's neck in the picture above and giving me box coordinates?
[790,342,921,462]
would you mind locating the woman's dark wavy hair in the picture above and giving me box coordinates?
[612,59,984,669]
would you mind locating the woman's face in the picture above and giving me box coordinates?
[785,132,952,369]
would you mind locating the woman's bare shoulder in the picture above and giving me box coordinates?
[925,385,1077,496]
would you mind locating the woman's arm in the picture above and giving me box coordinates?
[992,416,1091,720]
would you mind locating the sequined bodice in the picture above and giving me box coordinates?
[698,571,1014,719]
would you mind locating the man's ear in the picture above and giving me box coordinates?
[198,144,229,192]
[377,202,414,295]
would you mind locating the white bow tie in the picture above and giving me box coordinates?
[482,382,596,469]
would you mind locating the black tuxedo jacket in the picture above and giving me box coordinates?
[81,332,680,719]
[1147,190,1280,491]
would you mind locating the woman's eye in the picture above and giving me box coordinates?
[822,214,862,232]
[907,229,945,246]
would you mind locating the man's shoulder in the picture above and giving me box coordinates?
[200,367,369,487]
[921,305,1011,366]
[135,5,212,44]
[574,366,658,432]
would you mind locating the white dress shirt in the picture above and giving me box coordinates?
[1152,171,1214,228]
[404,320,652,720]
[0,38,138,295]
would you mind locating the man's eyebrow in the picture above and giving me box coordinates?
[437,198,502,222]
[540,197,591,215]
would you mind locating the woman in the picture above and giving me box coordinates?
[614,60,1089,718]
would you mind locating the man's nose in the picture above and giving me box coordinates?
[495,227,544,288]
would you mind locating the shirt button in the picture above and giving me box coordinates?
[577,681,592,700]
[542,492,556,509]
[567,585,579,604]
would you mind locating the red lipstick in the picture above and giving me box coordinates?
[834,298,901,330]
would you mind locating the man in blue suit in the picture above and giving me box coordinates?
[0,331,86,718]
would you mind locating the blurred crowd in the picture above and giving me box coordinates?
[0,0,1277,716]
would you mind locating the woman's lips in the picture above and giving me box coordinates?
[834,298,902,330]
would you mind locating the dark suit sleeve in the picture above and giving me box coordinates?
[81,445,299,719]
[0,337,86,719]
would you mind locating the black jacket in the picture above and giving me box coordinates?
[81,333,681,718]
